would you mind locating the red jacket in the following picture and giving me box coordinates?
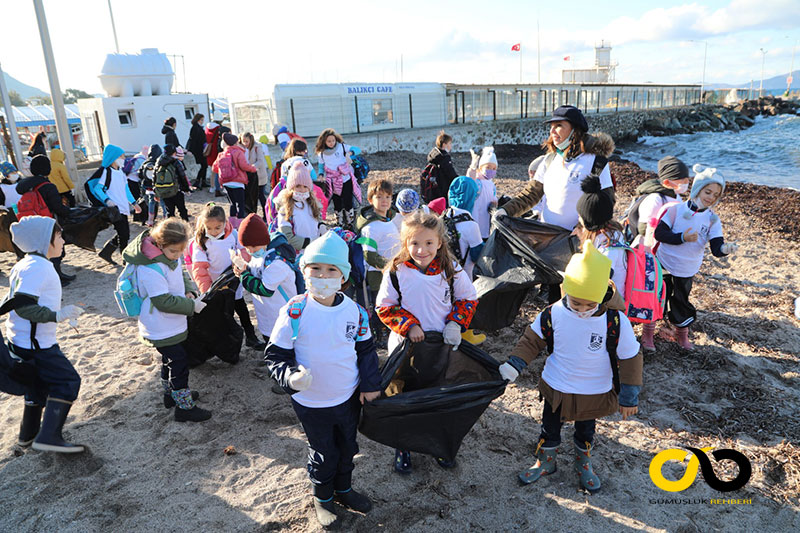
[212,144,257,186]
[205,124,221,166]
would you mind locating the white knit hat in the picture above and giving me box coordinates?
[478,146,497,167]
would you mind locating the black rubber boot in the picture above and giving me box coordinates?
[163,390,199,408]
[334,488,372,513]
[18,402,43,447]
[313,484,339,529]
[174,406,212,422]
[245,333,267,350]
[32,398,85,453]
[98,241,118,266]
[394,449,412,475]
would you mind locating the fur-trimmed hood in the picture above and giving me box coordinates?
[583,132,615,158]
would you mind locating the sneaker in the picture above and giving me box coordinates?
[394,450,412,475]
[174,405,212,422]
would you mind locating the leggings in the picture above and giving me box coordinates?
[331,181,354,212]
[225,186,247,219]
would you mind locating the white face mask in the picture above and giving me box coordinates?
[307,276,341,300]
[116,157,125,168]
[565,298,599,319]
[294,191,310,201]
[207,231,224,240]
[6,172,20,183]
[676,183,689,194]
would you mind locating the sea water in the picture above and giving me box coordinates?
[621,113,800,190]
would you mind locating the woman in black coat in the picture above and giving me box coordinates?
[161,117,181,148]
[186,113,208,188]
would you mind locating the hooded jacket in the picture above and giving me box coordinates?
[504,132,616,218]
[16,175,69,218]
[205,122,230,166]
[427,146,458,199]
[448,176,479,213]
[212,144,257,186]
[156,153,191,192]
[48,148,74,193]
[187,122,206,160]
[162,124,181,149]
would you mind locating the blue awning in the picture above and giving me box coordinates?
[0,104,81,128]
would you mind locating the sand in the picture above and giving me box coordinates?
[0,150,799,533]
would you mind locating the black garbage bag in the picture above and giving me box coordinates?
[0,209,23,257]
[59,206,113,252]
[359,332,506,462]
[185,267,243,367]
[470,215,578,332]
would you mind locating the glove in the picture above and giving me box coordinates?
[720,242,738,255]
[231,254,248,271]
[288,365,313,391]
[193,299,207,314]
[499,362,519,382]
[492,208,507,221]
[469,148,480,170]
[56,305,83,322]
[105,199,115,208]
[443,321,462,350]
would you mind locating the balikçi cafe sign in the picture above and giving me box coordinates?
[344,85,394,95]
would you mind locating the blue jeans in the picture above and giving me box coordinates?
[9,343,81,405]
[212,171,220,192]
[157,342,190,391]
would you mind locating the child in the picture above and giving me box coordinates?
[375,211,478,473]
[654,165,737,350]
[393,188,430,230]
[124,145,149,202]
[121,218,211,422]
[355,179,401,344]
[466,146,499,239]
[265,231,380,528]
[0,162,22,209]
[445,176,484,279]
[190,203,265,350]
[629,156,690,247]
[231,214,298,344]
[500,241,642,493]
[425,131,459,201]
[276,161,326,253]
[91,144,141,265]
[48,148,76,207]
[213,133,258,220]
[265,139,327,226]
[280,138,319,183]
[315,128,362,229]
[6,216,85,452]
[155,145,191,222]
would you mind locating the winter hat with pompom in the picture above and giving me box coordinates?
[286,160,313,191]
[478,146,497,168]
[576,175,614,231]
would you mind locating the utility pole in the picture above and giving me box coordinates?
[759,48,767,97]
[107,0,120,53]
[0,62,24,166]
[33,0,78,179]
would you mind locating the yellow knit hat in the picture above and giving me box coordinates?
[561,240,612,303]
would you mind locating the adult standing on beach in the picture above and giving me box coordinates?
[187,113,208,189]
[494,105,616,302]
[162,117,182,149]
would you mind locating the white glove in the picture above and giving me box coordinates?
[443,321,462,350]
[193,299,207,314]
[499,362,519,382]
[492,208,507,221]
[288,365,313,391]
[720,242,738,255]
[231,254,248,271]
[56,305,83,322]
[105,199,115,208]
[469,148,480,170]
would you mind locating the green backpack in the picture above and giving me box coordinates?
[154,162,179,199]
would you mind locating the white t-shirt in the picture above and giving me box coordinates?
[535,153,613,230]
[655,202,723,278]
[637,193,670,230]
[471,178,497,239]
[270,294,370,408]
[279,201,321,244]
[6,254,61,349]
[445,207,483,279]
[594,232,628,301]
[360,217,401,273]
[318,142,352,182]
[136,260,188,342]
[376,262,477,353]
[106,167,132,215]
[531,300,639,394]
[247,256,297,337]
[192,230,242,299]
[0,183,22,208]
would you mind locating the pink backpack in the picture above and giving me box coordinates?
[611,243,666,324]
[217,151,237,181]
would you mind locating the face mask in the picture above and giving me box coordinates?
[115,157,125,168]
[6,173,20,183]
[676,183,689,194]
[250,248,267,259]
[294,191,310,201]
[482,169,497,180]
[207,231,224,240]
[555,131,573,152]
[145,169,154,180]
[307,276,341,299]
[566,298,599,319]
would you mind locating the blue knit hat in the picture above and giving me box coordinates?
[448,176,479,212]
[299,231,351,280]
[689,164,725,208]
[395,189,420,214]
[101,144,125,168]
[0,161,17,177]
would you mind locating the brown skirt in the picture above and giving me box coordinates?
[537,379,619,422]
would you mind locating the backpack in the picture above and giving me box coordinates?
[122,156,137,176]
[621,192,669,244]
[16,182,52,219]
[649,201,681,256]
[154,161,179,199]
[217,150,238,181]
[443,209,474,265]
[389,269,455,306]
[420,163,440,203]
[285,293,369,342]
[263,233,306,299]
[270,158,284,189]
[351,154,370,184]
[114,262,165,317]
[84,166,113,207]
[609,243,666,324]
[540,305,621,393]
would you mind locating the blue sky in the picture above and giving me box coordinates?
[2,0,799,99]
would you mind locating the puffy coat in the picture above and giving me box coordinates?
[48,148,74,193]
[212,145,257,186]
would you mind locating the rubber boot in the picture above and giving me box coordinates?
[344,209,355,231]
[313,483,339,529]
[52,258,76,282]
[675,326,694,350]
[163,390,199,408]
[18,402,43,447]
[641,322,656,352]
[519,438,558,484]
[335,210,344,229]
[394,449,412,475]
[172,388,212,422]
[334,488,372,514]
[461,329,486,345]
[574,441,601,493]
[31,398,85,453]
[435,456,457,469]
[146,211,155,227]
[98,241,118,266]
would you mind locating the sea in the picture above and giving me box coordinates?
[621,112,800,191]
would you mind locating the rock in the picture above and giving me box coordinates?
[728,121,740,132]
[736,115,755,127]
[668,118,683,131]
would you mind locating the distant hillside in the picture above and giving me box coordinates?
[707,70,800,91]
[2,72,47,99]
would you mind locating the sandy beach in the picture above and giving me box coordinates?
[0,148,798,532]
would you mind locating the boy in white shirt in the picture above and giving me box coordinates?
[393,188,430,230]
[265,231,380,529]
[5,216,85,453]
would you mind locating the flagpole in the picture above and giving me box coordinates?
[520,44,523,83]
[537,19,541,83]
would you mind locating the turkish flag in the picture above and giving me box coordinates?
[511,43,521,52]
[563,55,571,61]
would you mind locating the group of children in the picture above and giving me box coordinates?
[0,116,739,528]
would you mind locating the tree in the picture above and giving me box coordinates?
[63,88,93,104]
[27,94,52,106]
[7,90,25,106]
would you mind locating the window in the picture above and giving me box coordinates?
[118,110,135,128]
[184,106,195,120]
[356,98,394,127]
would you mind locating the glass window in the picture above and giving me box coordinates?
[357,98,394,127]
[118,110,134,128]
[184,106,195,120]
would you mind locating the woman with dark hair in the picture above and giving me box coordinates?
[161,117,181,148]
[186,113,208,188]
[28,131,47,157]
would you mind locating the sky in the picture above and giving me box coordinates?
[1,0,799,100]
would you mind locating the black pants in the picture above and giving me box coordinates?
[258,185,267,219]
[540,399,596,448]
[292,393,360,491]
[10,343,81,405]
[332,181,354,212]
[60,191,76,208]
[106,216,131,251]
[162,193,189,221]
[233,297,255,336]
[157,342,190,391]
[225,186,246,218]
[245,172,259,215]
[195,160,208,186]
[663,273,696,327]
[127,180,141,202]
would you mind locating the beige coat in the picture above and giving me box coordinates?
[246,143,269,186]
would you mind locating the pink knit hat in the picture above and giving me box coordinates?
[286,160,313,190]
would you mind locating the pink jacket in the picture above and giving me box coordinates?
[324,163,362,203]
[212,145,257,186]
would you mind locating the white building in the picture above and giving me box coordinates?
[562,41,618,84]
